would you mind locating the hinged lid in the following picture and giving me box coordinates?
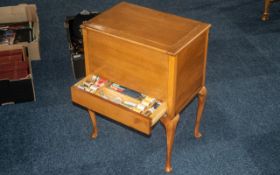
[83,2,211,55]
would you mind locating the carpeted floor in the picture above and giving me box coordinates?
[0,0,280,175]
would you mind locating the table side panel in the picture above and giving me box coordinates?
[175,31,208,113]
[86,28,169,101]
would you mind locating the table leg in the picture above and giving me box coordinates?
[261,0,271,21]
[194,86,207,139]
[160,114,180,173]
[88,110,98,139]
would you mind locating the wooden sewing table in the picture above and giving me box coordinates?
[71,2,211,172]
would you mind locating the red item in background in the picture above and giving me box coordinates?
[0,54,23,63]
[0,70,28,80]
[0,49,22,57]
[0,49,29,80]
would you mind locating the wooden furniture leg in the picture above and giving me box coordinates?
[194,86,207,139]
[160,114,180,173]
[262,0,271,21]
[88,110,98,139]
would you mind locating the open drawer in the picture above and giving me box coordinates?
[71,74,167,135]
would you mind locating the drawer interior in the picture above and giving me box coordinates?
[72,74,167,131]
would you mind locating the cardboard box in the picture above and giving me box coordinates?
[0,45,35,105]
[0,4,40,60]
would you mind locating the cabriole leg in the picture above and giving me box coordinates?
[88,110,98,139]
[160,114,180,173]
[261,0,271,21]
[194,86,207,139]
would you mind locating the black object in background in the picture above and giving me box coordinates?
[0,78,34,105]
[71,53,85,79]
[10,78,34,103]
[65,10,99,79]
[0,80,11,104]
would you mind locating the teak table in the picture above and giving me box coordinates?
[71,2,211,172]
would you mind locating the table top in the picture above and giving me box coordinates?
[84,2,211,55]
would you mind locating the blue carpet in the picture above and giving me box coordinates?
[0,0,280,174]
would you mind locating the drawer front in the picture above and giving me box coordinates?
[71,86,152,135]
[84,28,169,101]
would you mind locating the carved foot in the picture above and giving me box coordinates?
[160,114,180,173]
[194,86,207,139]
[194,132,202,139]
[165,166,173,173]
[261,13,270,21]
[88,110,98,139]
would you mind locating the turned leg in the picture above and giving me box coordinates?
[160,114,180,173]
[261,0,271,21]
[194,86,207,139]
[88,110,98,139]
